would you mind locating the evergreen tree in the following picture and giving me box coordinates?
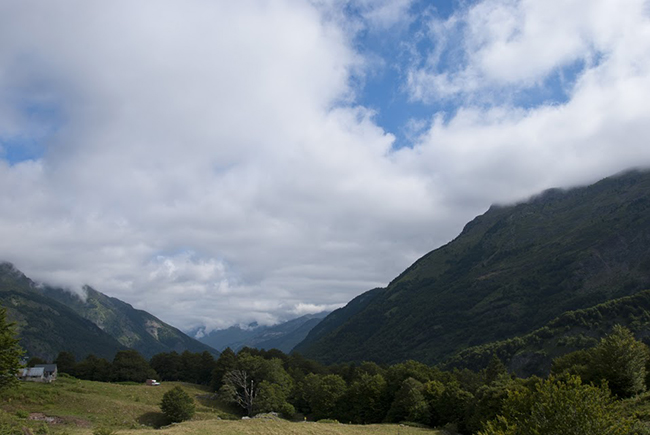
[0,307,23,392]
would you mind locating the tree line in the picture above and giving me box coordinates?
[3,303,650,434]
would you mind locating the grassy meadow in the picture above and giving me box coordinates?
[0,376,445,435]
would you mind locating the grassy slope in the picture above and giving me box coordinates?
[1,376,230,434]
[0,377,442,435]
[119,420,439,435]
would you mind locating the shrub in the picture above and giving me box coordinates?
[478,375,633,435]
[160,386,196,423]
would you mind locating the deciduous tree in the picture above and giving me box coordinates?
[592,325,647,398]
[479,375,633,435]
[161,386,195,423]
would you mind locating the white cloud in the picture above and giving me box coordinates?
[407,0,648,102]
[399,0,650,204]
[0,0,435,332]
[1,0,650,335]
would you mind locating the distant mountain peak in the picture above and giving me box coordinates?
[198,311,330,353]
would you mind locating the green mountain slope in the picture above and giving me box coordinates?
[296,170,650,365]
[39,285,219,359]
[0,263,124,361]
[445,288,650,377]
[293,287,382,354]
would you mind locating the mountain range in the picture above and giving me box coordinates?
[294,169,650,366]
[196,311,329,353]
[0,263,217,361]
[5,169,650,372]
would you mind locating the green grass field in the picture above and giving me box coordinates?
[0,377,444,435]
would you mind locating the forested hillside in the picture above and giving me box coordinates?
[39,285,218,358]
[0,262,217,360]
[296,170,650,365]
[0,263,124,360]
[445,289,650,376]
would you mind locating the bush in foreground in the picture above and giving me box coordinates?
[160,386,196,423]
[478,375,633,435]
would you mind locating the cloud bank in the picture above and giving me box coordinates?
[1,0,649,332]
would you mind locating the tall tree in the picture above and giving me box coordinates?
[55,351,76,376]
[150,351,182,381]
[301,373,347,420]
[386,377,429,424]
[0,307,23,392]
[112,349,156,382]
[180,350,201,384]
[198,351,217,385]
[484,354,508,384]
[75,354,112,382]
[344,373,389,424]
[211,347,237,391]
[220,367,259,416]
[592,325,648,398]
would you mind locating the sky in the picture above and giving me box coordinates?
[1,0,650,334]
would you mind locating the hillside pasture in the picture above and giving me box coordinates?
[120,419,440,435]
[0,376,443,435]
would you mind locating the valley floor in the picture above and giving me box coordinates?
[0,377,442,435]
[119,420,438,435]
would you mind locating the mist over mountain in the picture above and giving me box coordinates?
[197,311,329,353]
[39,285,219,359]
[295,170,650,365]
[0,263,124,361]
[0,262,217,360]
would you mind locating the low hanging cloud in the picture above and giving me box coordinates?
[1,0,650,332]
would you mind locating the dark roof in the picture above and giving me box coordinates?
[35,364,57,373]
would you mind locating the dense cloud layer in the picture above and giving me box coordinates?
[1,0,649,332]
